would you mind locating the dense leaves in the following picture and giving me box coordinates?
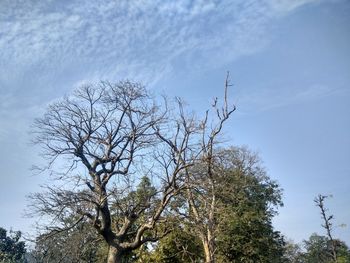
[215,148,285,262]
[139,147,286,262]
[0,227,26,263]
[302,234,350,263]
[142,227,203,263]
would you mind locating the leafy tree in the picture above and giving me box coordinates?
[282,240,304,263]
[314,195,338,261]
[311,194,350,263]
[302,234,350,263]
[303,233,332,263]
[146,146,284,263]
[144,225,204,263]
[210,147,284,262]
[0,227,26,263]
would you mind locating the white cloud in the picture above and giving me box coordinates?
[237,84,343,113]
[0,89,43,143]
[0,0,325,143]
[268,0,320,13]
[0,0,320,90]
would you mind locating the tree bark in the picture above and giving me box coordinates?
[107,246,122,263]
[202,239,215,263]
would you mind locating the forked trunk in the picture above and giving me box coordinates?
[107,246,123,263]
[203,239,215,263]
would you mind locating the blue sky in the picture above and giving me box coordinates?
[0,0,349,245]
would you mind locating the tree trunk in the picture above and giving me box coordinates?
[202,239,215,263]
[107,246,122,263]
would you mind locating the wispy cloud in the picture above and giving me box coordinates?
[0,0,323,142]
[236,83,344,113]
[0,0,319,88]
[0,90,42,143]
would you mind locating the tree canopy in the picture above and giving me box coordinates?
[0,227,26,263]
[137,147,285,263]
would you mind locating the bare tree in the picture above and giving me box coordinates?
[314,194,338,262]
[30,81,200,263]
[182,72,236,263]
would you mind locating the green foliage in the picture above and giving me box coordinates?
[135,176,157,204]
[108,175,161,250]
[214,147,285,262]
[143,227,203,263]
[217,215,285,262]
[141,147,286,263]
[302,234,350,263]
[29,145,350,263]
[281,240,304,263]
[0,227,26,263]
[303,234,332,263]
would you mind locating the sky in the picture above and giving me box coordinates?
[0,0,349,246]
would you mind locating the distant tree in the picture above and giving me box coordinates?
[303,234,330,263]
[0,227,26,263]
[314,195,338,262]
[282,194,350,263]
[212,147,284,262]
[282,240,304,263]
[302,233,350,263]
[313,194,350,263]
